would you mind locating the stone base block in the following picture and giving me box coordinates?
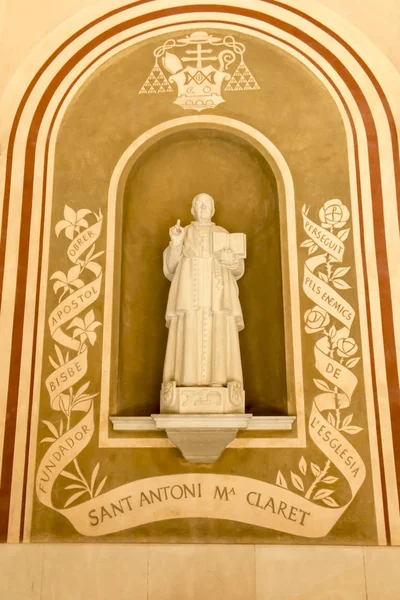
[166,430,238,463]
[160,381,245,414]
[151,414,252,463]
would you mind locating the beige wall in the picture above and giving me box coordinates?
[1,0,399,597]
[319,0,400,71]
[1,544,400,599]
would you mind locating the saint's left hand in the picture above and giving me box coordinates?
[218,248,238,266]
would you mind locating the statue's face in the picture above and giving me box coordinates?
[193,195,214,222]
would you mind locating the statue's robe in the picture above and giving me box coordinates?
[163,221,244,386]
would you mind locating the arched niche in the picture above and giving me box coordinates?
[105,117,298,420]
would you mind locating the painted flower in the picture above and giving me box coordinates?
[337,337,358,357]
[319,199,350,229]
[55,206,91,240]
[68,309,101,346]
[304,306,330,333]
[50,265,84,301]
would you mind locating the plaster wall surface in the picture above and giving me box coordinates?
[0,0,399,597]
[0,543,400,599]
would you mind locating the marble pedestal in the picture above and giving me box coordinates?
[156,381,247,462]
[151,414,253,463]
[160,381,245,414]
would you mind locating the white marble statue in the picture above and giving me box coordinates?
[161,193,246,412]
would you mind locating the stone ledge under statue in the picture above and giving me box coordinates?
[110,412,296,461]
[111,414,296,432]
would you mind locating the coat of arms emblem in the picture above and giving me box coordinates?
[139,31,260,112]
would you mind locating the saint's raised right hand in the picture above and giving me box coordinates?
[169,219,184,244]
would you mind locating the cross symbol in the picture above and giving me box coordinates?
[181,43,219,69]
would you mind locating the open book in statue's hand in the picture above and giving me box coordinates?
[212,231,247,258]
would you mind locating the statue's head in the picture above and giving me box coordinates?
[191,193,215,223]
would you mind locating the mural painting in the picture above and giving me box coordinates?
[0,2,399,547]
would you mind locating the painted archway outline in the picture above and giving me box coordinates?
[0,0,398,544]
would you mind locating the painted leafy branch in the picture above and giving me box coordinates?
[301,202,363,435]
[276,456,339,508]
[40,419,64,444]
[41,205,107,507]
[77,244,104,276]
[326,412,363,435]
[284,200,364,510]
[49,344,69,371]
[61,461,107,507]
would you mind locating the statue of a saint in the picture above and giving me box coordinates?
[161,193,246,413]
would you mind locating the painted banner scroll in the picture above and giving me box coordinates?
[36,200,366,539]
